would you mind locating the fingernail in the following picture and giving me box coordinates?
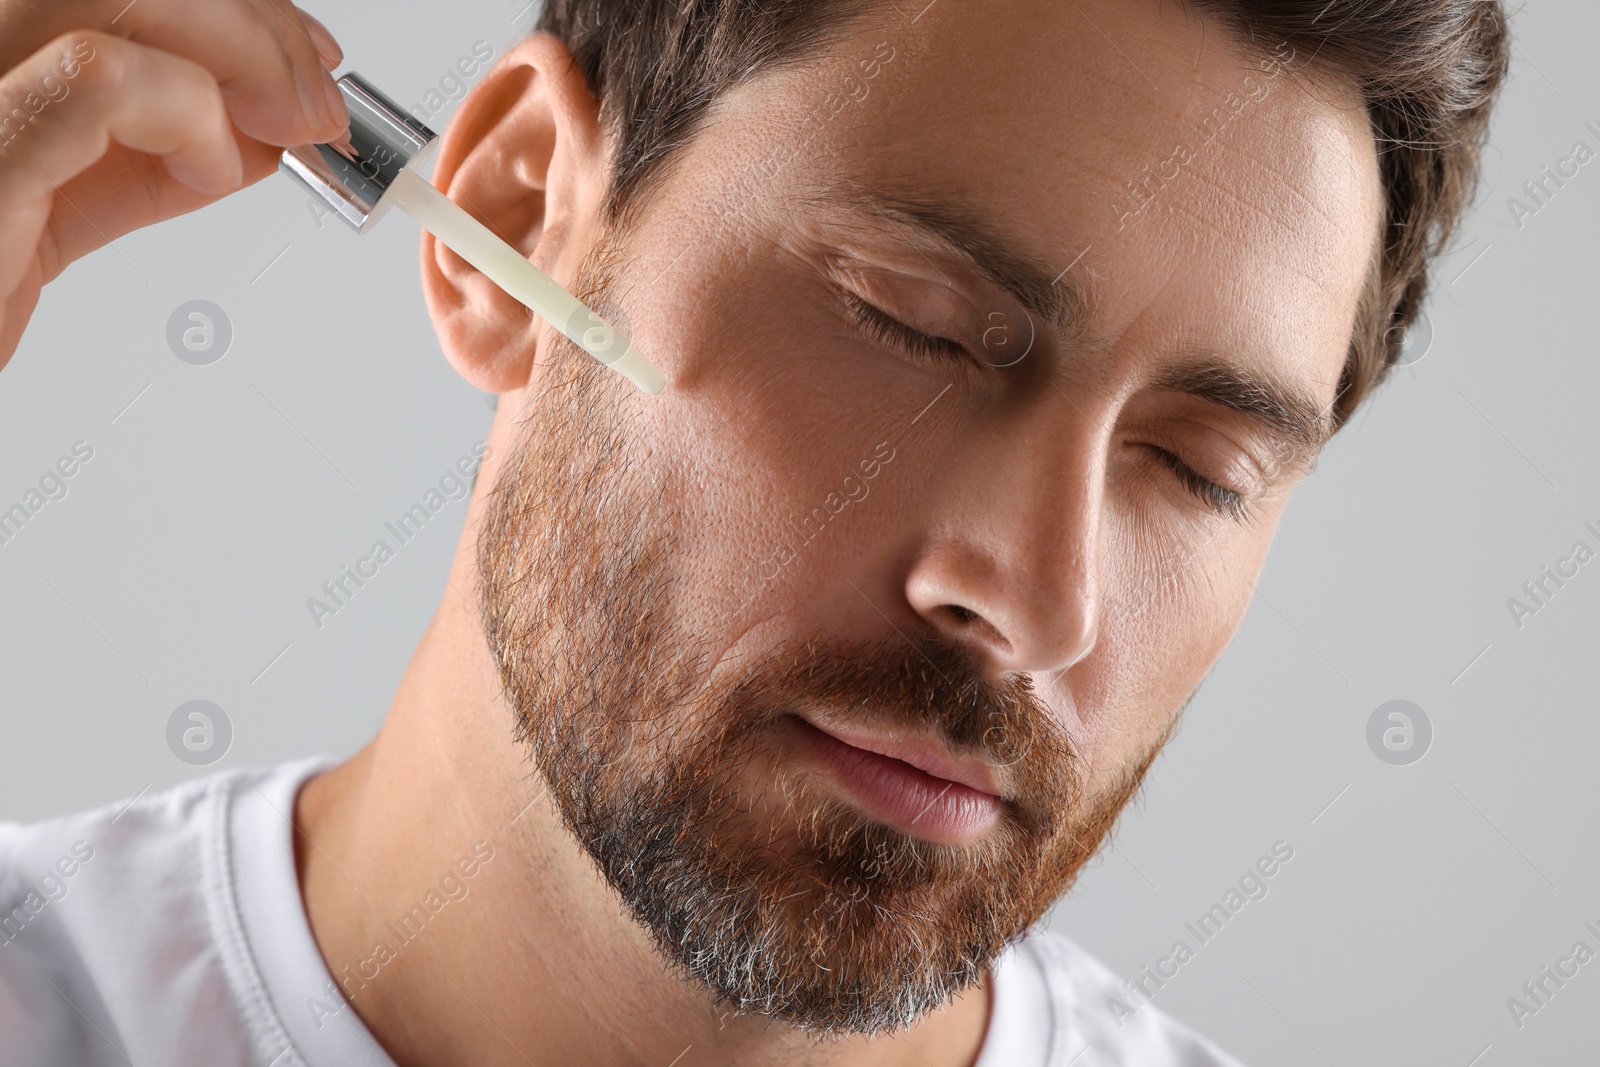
[294,65,328,131]
[323,72,348,131]
[299,9,344,69]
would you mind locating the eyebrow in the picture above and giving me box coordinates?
[1152,361,1331,464]
[798,177,1088,336]
[802,176,1330,461]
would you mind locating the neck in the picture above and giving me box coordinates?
[293,422,992,1067]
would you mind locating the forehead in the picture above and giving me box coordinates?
[691,0,1381,405]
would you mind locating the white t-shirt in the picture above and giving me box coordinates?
[0,759,1245,1066]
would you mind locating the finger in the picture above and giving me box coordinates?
[0,32,245,268]
[295,7,343,70]
[43,136,286,276]
[245,0,348,129]
[4,0,344,148]
[0,231,48,363]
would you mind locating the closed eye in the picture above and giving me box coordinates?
[1148,447,1249,522]
[840,291,968,363]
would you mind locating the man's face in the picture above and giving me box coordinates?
[476,0,1377,1036]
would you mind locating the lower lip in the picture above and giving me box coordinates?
[790,717,1003,844]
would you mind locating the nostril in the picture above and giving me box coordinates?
[938,603,1014,662]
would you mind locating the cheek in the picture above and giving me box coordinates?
[648,382,914,641]
[1069,512,1275,763]
[627,243,944,637]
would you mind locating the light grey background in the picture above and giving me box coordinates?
[1,2,1593,1064]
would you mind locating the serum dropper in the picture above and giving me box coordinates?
[278,71,665,395]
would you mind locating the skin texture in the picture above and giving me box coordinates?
[294,0,1381,1064]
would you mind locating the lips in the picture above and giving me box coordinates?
[787,714,1007,844]
[807,719,1006,798]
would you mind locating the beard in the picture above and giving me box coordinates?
[475,239,1166,1036]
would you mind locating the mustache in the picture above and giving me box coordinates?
[710,633,1082,816]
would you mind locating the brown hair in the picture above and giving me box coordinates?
[535,0,1509,425]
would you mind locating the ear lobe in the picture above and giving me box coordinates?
[417,35,610,394]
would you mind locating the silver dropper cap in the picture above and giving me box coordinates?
[279,71,438,235]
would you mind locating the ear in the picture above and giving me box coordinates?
[418,35,612,394]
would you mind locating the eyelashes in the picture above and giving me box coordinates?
[840,291,969,363]
[838,288,1252,523]
[1148,447,1249,521]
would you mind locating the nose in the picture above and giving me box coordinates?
[903,407,1105,677]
